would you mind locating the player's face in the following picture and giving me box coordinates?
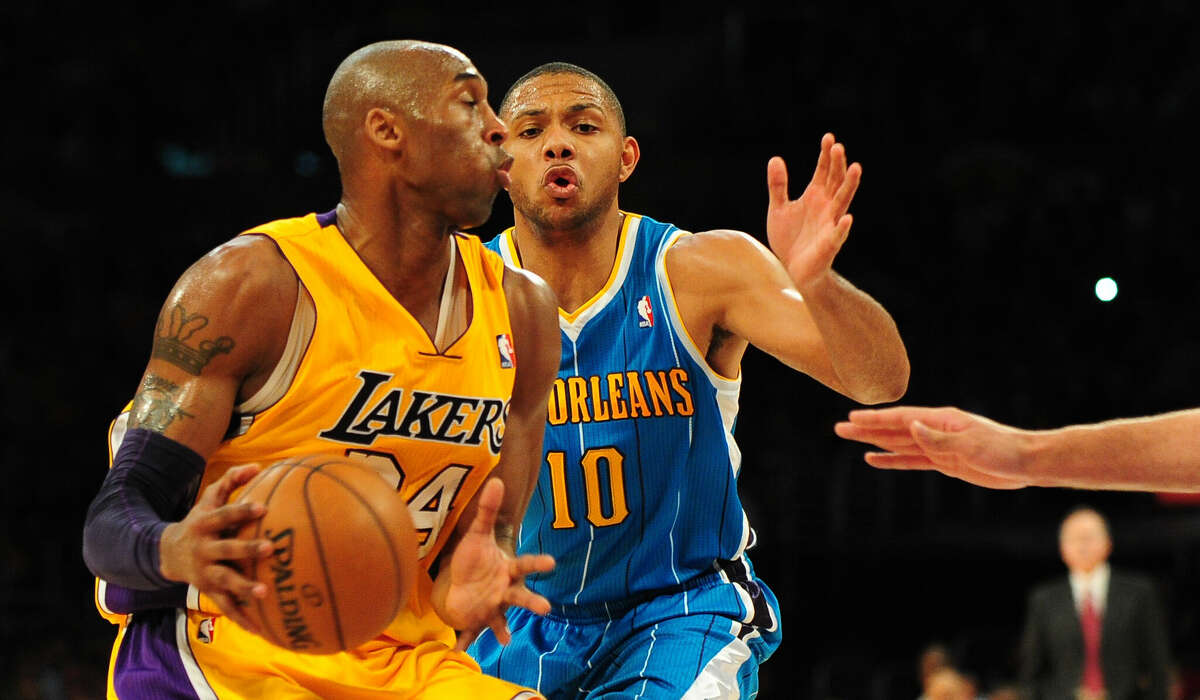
[1059,511,1112,573]
[502,73,635,234]
[401,61,511,230]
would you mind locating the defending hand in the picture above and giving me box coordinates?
[432,478,555,650]
[835,406,1033,489]
[766,133,862,290]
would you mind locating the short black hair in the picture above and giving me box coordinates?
[500,62,626,136]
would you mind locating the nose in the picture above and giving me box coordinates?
[543,124,573,161]
[484,106,507,146]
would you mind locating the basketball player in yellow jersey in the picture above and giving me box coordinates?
[82,41,560,699]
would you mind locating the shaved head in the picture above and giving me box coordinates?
[322,40,473,166]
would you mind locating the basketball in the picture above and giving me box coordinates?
[228,454,418,654]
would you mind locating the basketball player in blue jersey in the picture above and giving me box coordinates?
[467,63,910,697]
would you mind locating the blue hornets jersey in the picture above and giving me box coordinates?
[488,212,755,609]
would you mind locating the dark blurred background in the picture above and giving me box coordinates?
[4,1,1200,697]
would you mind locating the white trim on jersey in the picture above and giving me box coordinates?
[174,610,219,700]
[95,579,115,617]
[654,229,744,475]
[681,636,754,700]
[496,216,641,342]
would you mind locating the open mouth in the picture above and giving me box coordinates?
[543,166,579,198]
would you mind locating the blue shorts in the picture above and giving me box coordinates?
[469,564,782,699]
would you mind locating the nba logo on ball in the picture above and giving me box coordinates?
[637,295,654,328]
[496,334,516,369]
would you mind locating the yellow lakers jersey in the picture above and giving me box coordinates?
[98,213,537,699]
[202,212,516,644]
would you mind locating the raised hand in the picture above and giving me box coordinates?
[432,478,555,650]
[834,406,1032,489]
[766,133,862,289]
[158,463,272,633]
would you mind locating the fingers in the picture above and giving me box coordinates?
[832,214,853,250]
[834,422,921,452]
[488,615,512,646]
[202,562,267,603]
[910,420,961,454]
[197,501,267,536]
[199,463,263,509]
[199,536,273,563]
[455,627,480,652]
[210,590,262,635]
[809,132,833,188]
[505,585,552,617]
[509,553,555,577]
[863,452,938,469]
[826,140,848,191]
[766,156,789,209]
[466,478,505,536]
[863,453,1027,490]
[845,406,945,428]
[833,162,862,217]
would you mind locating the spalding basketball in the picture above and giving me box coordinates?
[229,454,418,654]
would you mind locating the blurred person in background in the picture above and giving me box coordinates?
[1020,507,1170,700]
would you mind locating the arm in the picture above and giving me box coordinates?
[82,235,296,629]
[430,266,559,648]
[666,134,908,403]
[835,405,1200,492]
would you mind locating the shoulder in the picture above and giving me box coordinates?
[164,234,298,360]
[663,228,780,293]
[501,266,558,350]
[1111,569,1157,594]
[1029,577,1069,602]
[501,265,557,315]
[175,234,296,307]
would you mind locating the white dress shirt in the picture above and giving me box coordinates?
[1069,562,1110,616]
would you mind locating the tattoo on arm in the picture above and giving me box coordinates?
[131,373,194,432]
[152,304,235,375]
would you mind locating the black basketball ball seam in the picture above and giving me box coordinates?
[303,460,349,652]
[247,458,307,649]
[308,461,408,632]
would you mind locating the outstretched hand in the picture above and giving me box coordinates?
[432,478,555,650]
[766,133,862,289]
[835,406,1033,489]
[157,463,272,633]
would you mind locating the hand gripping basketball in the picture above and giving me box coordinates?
[158,463,272,634]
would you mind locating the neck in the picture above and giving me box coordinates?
[335,188,455,333]
[511,204,624,313]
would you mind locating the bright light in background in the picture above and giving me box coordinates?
[1094,277,1118,302]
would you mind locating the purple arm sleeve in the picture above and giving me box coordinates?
[101,581,189,614]
[82,428,206,590]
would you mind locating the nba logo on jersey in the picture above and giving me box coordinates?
[197,618,214,644]
[496,334,516,369]
[637,295,654,328]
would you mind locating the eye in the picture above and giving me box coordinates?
[575,123,598,133]
[518,127,542,138]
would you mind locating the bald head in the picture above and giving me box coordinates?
[322,40,474,166]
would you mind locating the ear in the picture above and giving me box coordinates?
[617,135,640,183]
[364,107,404,153]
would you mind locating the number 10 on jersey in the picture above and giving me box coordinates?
[546,447,629,529]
